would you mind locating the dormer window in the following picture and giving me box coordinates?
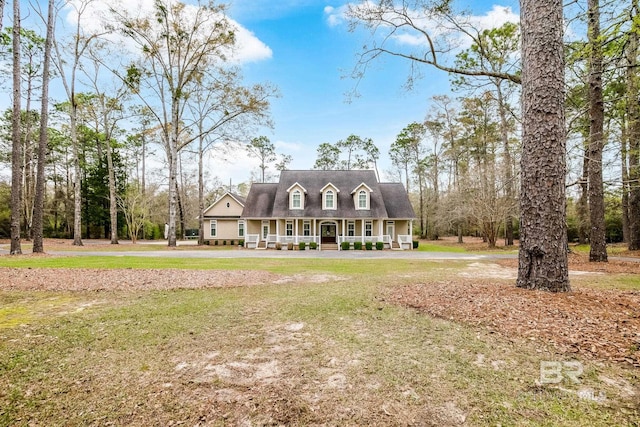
[321,183,339,210]
[325,190,335,209]
[292,190,302,209]
[352,183,372,210]
[358,190,367,209]
[287,182,307,210]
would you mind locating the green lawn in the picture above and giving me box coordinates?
[0,258,638,426]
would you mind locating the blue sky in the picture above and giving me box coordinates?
[212,0,520,183]
[1,0,520,185]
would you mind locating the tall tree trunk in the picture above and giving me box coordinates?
[621,123,630,243]
[10,0,22,255]
[577,143,590,244]
[627,0,640,251]
[167,99,179,247]
[517,0,570,292]
[497,84,515,246]
[72,105,83,246]
[587,0,608,262]
[0,0,5,34]
[33,0,55,254]
[105,137,118,244]
[198,135,205,246]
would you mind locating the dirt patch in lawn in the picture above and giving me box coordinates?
[388,276,640,367]
[0,267,285,291]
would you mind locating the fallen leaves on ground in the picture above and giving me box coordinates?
[388,276,640,366]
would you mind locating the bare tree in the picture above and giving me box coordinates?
[118,183,152,244]
[52,0,107,246]
[346,0,521,100]
[32,0,56,254]
[9,0,22,254]
[111,0,238,247]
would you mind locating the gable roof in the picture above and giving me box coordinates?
[202,191,246,213]
[242,170,415,220]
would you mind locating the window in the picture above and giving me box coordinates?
[210,220,217,238]
[292,191,301,209]
[303,221,311,236]
[365,220,372,237]
[358,190,367,209]
[325,190,334,209]
[347,221,355,237]
[238,221,245,237]
[286,220,293,236]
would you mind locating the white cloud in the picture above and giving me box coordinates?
[467,6,519,32]
[274,140,303,152]
[327,2,519,50]
[64,0,271,65]
[324,4,348,27]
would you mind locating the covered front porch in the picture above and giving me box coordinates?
[244,218,413,250]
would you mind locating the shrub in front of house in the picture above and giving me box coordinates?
[239,239,245,247]
[275,242,282,250]
[365,241,373,250]
[413,240,419,249]
[214,240,219,246]
[223,240,227,246]
[341,241,350,250]
[287,242,294,250]
[376,241,384,250]
[299,242,306,250]
[354,241,362,250]
[309,241,317,250]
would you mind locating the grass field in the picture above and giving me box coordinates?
[1,256,638,426]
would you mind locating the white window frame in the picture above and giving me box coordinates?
[286,220,294,236]
[358,190,368,209]
[347,221,355,237]
[324,190,336,210]
[210,220,217,238]
[303,221,311,236]
[365,220,373,237]
[291,190,302,209]
[238,220,245,238]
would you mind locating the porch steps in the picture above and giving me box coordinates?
[321,244,339,251]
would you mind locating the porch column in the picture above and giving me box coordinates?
[361,220,365,243]
[313,219,317,243]
[378,220,383,240]
[295,220,299,243]
[276,220,280,241]
[410,220,414,250]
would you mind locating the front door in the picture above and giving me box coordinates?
[386,222,395,242]
[321,223,336,244]
[262,222,269,240]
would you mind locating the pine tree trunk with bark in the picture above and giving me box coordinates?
[627,0,640,251]
[587,0,608,262]
[516,0,570,292]
[32,0,55,254]
[10,0,22,255]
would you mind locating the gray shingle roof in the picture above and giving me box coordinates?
[242,170,415,220]
[241,183,278,218]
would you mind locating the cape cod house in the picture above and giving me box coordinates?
[240,170,415,250]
